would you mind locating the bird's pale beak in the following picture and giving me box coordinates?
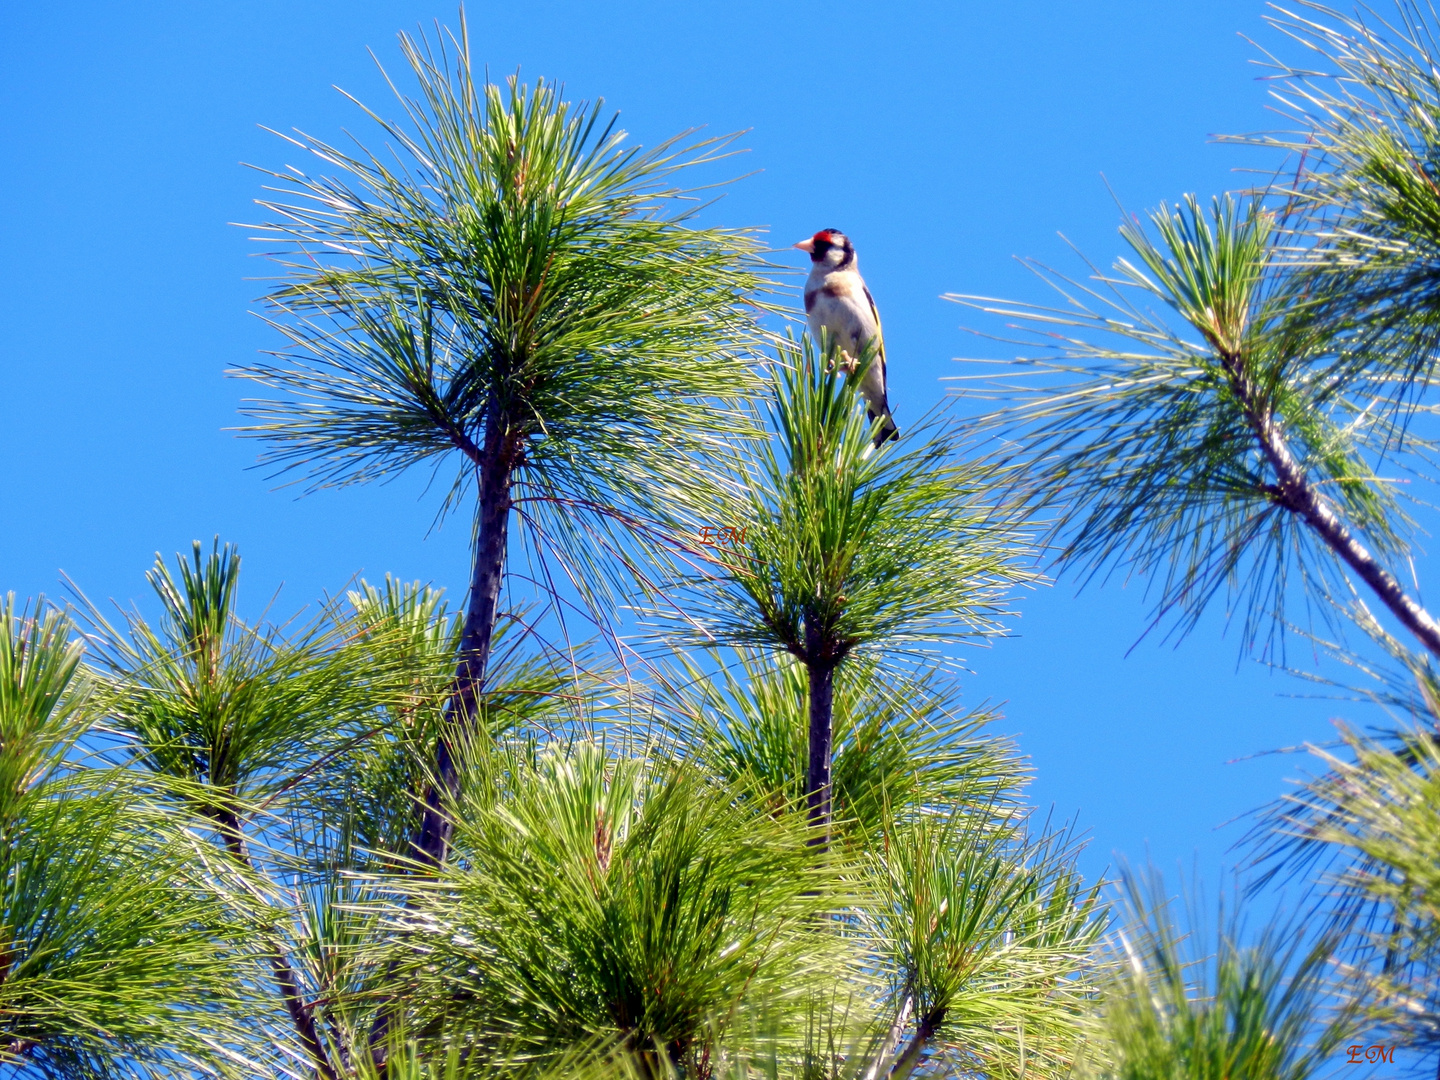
[794,237,815,253]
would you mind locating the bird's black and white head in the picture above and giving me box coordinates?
[794,228,856,271]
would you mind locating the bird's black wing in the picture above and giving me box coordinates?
[863,283,887,389]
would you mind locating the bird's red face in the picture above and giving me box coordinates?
[793,229,836,255]
[795,229,852,267]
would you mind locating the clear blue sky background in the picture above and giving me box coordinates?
[0,0,1372,889]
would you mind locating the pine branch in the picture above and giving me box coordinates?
[1221,346,1440,657]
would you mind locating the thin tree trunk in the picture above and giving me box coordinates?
[805,618,835,847]
[862,993,913,1080]
[1220,352,1440,659]
[372,415,517,1076]
[217,813,338,1080]
[413,416,515,868]
[888,1007,945,1080]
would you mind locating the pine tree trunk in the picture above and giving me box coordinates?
[372,417,517,1077]
[805,618,835,846]
[414,415,515,868]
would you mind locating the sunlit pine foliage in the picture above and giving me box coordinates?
[1082,868,1352,1080]
[371,742,862,1072]
[953,193,1434,658]
[659,336,1035,665]
[234,18,773,611]
[0,596,252,1079]
[864,812,1102,1080]
[659,648,1025,848]
[1249,665,1440,1055]
[1247,0,1440,417]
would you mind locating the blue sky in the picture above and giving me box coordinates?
[0,0,1362,888]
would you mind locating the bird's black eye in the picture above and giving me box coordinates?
[813,238,831,256]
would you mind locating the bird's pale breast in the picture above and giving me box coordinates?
[805,270,877,353]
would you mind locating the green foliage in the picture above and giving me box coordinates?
[321,578,581,861]
[317,577,462,862]
[77,542,627,1075]
[659,337,1035,666]
[1251,706,1440,1050]
[955,193,1414,654]
[83,540,375,818]
[378,744,857,1069]
[0,596,250,1079]
[0,595,88,816]
[1084,868,1350,1080]
[234,19,770,608]
[1254,0,1440,408]
[866,811,1102,1080]
[663,649,1024,847]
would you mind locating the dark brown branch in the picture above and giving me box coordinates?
[425,401,483,468]
[413,409,519,869]
[373,408,521,1077]
[1221,352,1440,659]
[889,1006,946,1080]
[805,616,836,848]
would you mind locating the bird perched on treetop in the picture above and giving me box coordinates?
[795,228,899,448]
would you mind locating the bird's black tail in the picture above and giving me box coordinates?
[867,410,900,449]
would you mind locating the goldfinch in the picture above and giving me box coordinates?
[795,228,899,447]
